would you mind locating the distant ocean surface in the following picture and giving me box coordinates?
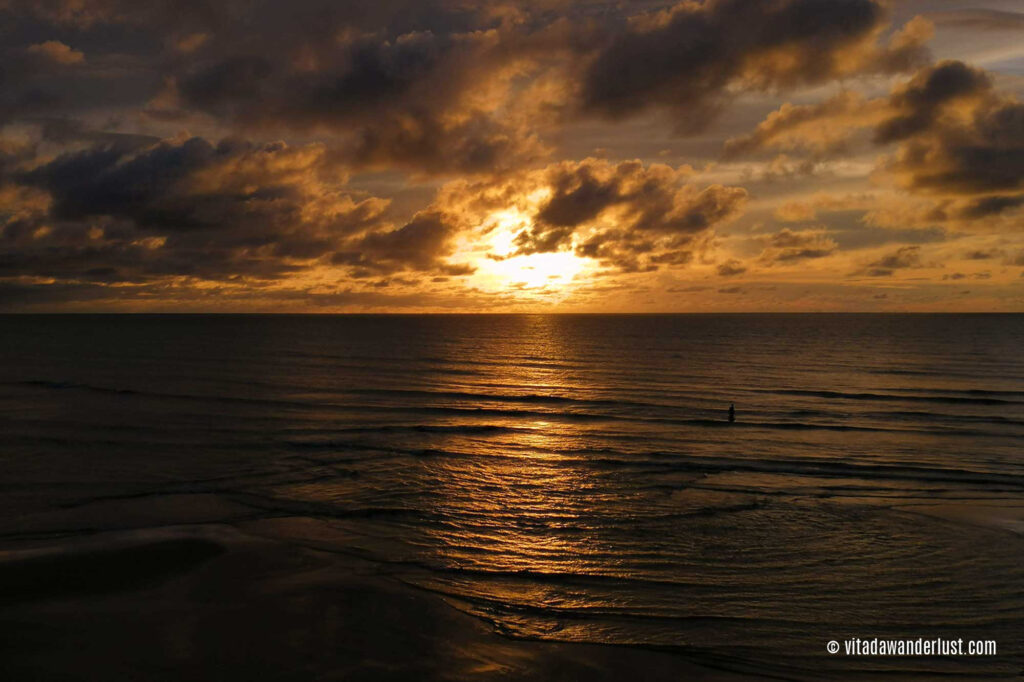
[2,314,1022,679]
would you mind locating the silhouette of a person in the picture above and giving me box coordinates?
[728,403,735,423]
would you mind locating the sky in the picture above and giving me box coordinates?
[0,0,1022,312]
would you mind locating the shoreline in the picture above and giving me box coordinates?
[0,520,762,682]
[3,490,1019,680]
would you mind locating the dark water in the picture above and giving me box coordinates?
[2,314,1023,679]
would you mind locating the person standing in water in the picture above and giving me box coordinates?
[728,403,735,423]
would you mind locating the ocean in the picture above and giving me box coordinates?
[1,314,1022,679]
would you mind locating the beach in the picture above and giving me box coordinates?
[0,495,756,682]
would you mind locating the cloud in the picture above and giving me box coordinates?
[855,245,937,277]
[1,0,553,174]
[873,60,992,144]
[942,271,990,281]
[870,245,923,269]
[175,27,549,174]
[0,0,1017,312]
[964,249,1002,260]
[3,135,391,283]
[26,40,85,65]
[717,259,746,277]
[884,99,1024,196]
[956,195,1024,219]
[129,0,933,155]
[0,136,746,301]
[413,157,748,275]
[726,60,996,156]
[508,158,746,271]
[526,159,744,245]
[925,9,1024,32]
[775,201,819,223]
[757,227,838,265]
[729,59,1024,230]
[330,210,463,276]
[0,0,936,174]
[724,91,887,158]
[579,0,929,128]
[772,194,881,223]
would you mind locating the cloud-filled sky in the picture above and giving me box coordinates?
[0,0,1022,311]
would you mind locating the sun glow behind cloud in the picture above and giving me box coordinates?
[451,205,594,297]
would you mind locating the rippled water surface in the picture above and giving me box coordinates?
[2,314,1022,678]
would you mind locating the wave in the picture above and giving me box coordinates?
[5,380,623,422]
[10,379,1019,443]
[282,424,523,448]
[863,410,1024,426]
[349,387,608,406]
[754,388,1022,405]
[7,379,315,410]
[581,452,1024,489]
[665,418,899,432]
[888,387,1024,398]
[15,379,143,395]
[276,434,1024,492]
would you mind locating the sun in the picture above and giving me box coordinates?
[451,207,594,295]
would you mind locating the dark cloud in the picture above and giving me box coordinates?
[0,141,745,302]
[580,0,929,128]
[175,22,548,174]
[493,159,746,272]
[0,0,1017,311]
[31,118,160,149]
[870,61,1024,201]
[397,157,750,276]
[957,195,1024,219]
[0,1,178,124]
[964,249,1002,260]
[729,59,1024,230]
[1,135,391,283]
[0,0,935,174]
[857,245,935,277]
[515,159,746,260]
[649,250,693,266]
[153,0,931,158]
[874,61,991,144]
[926,9,1024,32]
[330,210,462,276]
[723,91,873,158]
[717,259,746,277]
[831,225,947,250]
[870,245,923,269]
[0,276,477,311]
[758,227,838,265]
[1,0,547,173]
[724,60,997,158]
[942,271,990,281]
[888,93,1024,196]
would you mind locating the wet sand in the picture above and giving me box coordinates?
[0,504,760,682]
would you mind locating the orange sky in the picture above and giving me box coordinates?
[0,0,1022,311]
